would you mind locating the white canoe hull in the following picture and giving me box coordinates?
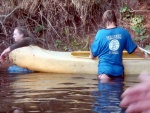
[9,46,150,75]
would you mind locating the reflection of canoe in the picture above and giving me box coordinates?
[12,73,97,90]
[11,73,97,103]
[9,46,150,75]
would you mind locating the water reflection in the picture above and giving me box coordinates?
[0,73,138,113]
[93,77,125,113]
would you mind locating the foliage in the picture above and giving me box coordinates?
[0,0,150,50]
[0,0,107,51]
[130,16,146,41]
[120,6,132,20]
[120,6,149,47]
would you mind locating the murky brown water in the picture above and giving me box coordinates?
[0,72,138,113]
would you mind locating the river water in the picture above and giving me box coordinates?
[0,72,138,113]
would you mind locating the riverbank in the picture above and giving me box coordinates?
[1,1,150,52]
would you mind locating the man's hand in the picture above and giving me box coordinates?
[120,71,150,113]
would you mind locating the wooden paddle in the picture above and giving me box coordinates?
[139,47,150,55]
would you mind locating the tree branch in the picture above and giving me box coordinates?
[39,12,62,39]
[0,7,19,23]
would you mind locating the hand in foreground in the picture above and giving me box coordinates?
[120,71,150,113]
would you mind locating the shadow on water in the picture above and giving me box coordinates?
[0,72,138,113]
[93,77,125,113]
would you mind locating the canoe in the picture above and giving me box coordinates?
[9,46,150,75]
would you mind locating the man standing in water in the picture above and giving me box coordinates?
[90,10,149,82]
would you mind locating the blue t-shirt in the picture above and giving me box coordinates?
[91,27,137,76]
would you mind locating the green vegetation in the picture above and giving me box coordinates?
[0,0,150,51]
[120,6,149,48]
[54,36,89,51]
[130,15,146,41]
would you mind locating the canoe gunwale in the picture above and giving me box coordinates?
[9,46,150,74]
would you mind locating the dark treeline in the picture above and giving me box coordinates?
[0,0,150,51]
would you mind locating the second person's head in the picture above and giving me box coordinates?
[13,27,29,42]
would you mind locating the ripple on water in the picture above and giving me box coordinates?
[0,73,138,112]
